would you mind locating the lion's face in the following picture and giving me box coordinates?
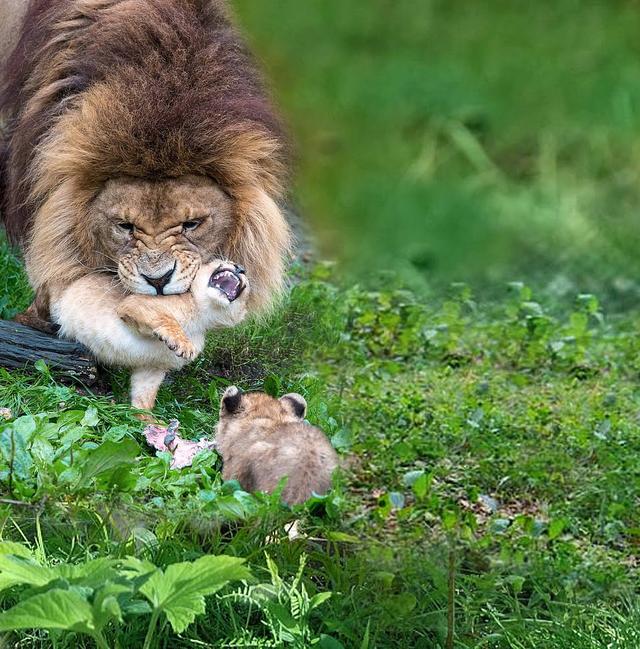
[89,175,234,295]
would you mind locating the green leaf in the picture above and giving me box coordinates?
[412,473,428,499]
[330,428,352,450]
[13,416,37,439]
[57,465,81,485]
[548,518,567,540]
[81,407,100,428]
[263,374,280,397]
[76,438,139,488]
[55,426,86,458]
[103,425,129,442]
[31,437,55,465]
[97,464,137,491]
[0,589,95,634]
[385,592,417,618]
[404,470,430,499]
[0,425,33,480]
[403,470,424,487]
[121,598,153,616]
[92,582,131,630]
[505,575,526,595]
[120,556,157,578]
[0,545,37,591]
[0,554,56,591]
[207,378,231,406]
[95,595,122,627]
[139,555,251,633]
[0,541,32,558]
[57,558,119,589]
[360,619,371,649]
[319,635,346,649]
[309,591,332,610]
[34,359,49,374]
[323,531,360,543]
[266,601,297,629]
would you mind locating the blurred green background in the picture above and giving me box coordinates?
[234,0,640,305]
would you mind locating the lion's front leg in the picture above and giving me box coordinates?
[130,367,166,414]
[116,295,198,361]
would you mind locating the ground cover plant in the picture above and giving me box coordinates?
[235,0,640,304]
[3,1,640,647]
[1,238,639,647]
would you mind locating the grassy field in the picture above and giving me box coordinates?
[234,0,640,305]
[1,244,640,647]
[2,1,640,648]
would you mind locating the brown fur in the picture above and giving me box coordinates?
[50,260,250,411]
[117,294,200,362]
[0,0,290,314]
[215,387,339,506]
[0,2,29,75]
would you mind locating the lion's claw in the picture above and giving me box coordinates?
[153,328,197,360]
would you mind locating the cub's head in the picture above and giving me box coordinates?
[218,386,307,425]
[90,175,233,295]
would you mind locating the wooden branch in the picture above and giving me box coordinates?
[0,320,97,384]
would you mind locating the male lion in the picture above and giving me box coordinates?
[0,0,290,334]
[52,260,250,411]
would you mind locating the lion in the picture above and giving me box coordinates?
[0,0,290,335]
[51,260,250,411]
[215,386,339,505]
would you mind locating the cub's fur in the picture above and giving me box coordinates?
[215,387,339,505]
[51,261,249,410]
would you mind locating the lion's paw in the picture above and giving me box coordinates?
[153,327,198,361]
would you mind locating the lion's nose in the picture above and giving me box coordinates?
[141,265,175,295]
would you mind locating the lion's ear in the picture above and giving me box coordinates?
[221,385,243,414]
[229,187,291,312]
[280,393,307,419]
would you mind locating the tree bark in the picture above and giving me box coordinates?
[0,320,97,384]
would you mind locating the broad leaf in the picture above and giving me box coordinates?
[0,541,32,558]
[92,582,132,631]
[81,407,100,427]
[319,635,346,649]
[0,554,56,592]
[120,556,157,577]
[0,425,33,480]
[412,473,428,499]
[76,439,139,488]
[140,555,251,633]
[0,589,94,633]
[548,518,567,540]
[57,558,119,589]
[13,416,37,440]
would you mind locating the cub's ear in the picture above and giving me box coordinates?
[221,385,243,414]
[280,393,307,419]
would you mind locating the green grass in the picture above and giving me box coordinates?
[234,0,640,304]
[3,1,640,646]
[1,237,639,647]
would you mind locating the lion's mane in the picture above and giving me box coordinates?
[0,0,289,310]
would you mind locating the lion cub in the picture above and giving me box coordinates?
[215,386,339,505]
[50,262,249,411]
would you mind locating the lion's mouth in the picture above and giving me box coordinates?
[209,265,246,301]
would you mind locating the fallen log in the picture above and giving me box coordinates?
[0,320,97,384]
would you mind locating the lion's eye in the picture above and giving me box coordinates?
[182,220,201,232]
[118,222,135,233]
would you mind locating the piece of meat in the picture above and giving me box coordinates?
[143,419,216,469]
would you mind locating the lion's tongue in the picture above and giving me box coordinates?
[209,269,242,301]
